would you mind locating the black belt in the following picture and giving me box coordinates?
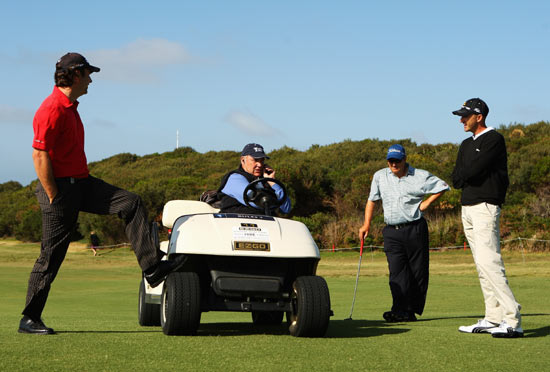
[56,177,88,184]
[387,218,423,230]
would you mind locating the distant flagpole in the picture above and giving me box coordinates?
[176,130,179,149]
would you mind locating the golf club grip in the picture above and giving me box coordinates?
[360,239,364,256]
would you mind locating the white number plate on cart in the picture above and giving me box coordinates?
[232,225,270,251]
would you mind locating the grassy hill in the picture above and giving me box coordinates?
[1,121,549,249]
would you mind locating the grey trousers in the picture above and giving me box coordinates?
[22,175,161,320]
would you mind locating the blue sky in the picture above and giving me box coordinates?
[1,0,549,185]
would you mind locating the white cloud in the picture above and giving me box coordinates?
[408,130,428,144]
[86,38,193,84]
[513,104,545,118]
[89,118,117,128]
[0,105,34,125]
[224,110,284,137]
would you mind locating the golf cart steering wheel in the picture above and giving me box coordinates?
[243,178,288,216]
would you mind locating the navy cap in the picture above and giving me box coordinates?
[56,53,100,73]
[241,143,270,159]
[452,98,489,117]
[386,144,406,160]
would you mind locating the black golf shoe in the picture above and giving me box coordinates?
[383,311,417,323]
[18,316,55,335]
[144,255,187,288]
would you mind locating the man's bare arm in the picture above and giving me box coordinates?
[358,200,377,240]
[419,191,446,212]
[32,149,57,204]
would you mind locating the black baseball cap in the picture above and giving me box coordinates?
[452,98,489,117]
[241,143,270,159]
[56,52,100,73]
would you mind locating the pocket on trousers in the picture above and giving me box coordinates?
[35,183,50,206]
[483,202,500,217]
[50,188,66,205]
[36,181,66,209]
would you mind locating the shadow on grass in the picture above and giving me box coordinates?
[196,320,409,338]
[327,319,410,338]
[57,330,160,334]
[197,322,289,336]
[56,324,288,336]
[420,313,550,338]
[420,312,550,322]
[419,314,482,322]
[55,314,549,338]
[524,326,550,338]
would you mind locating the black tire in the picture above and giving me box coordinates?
[287,276,331,337]
[138,278,160,326]
[161,272,201,335]
[251,311,284,325]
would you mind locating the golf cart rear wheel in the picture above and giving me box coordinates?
[138,278,161,326]
[161,272,201,335]
[251,311,284,325]
[287,276,331,337]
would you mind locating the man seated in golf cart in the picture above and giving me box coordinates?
[216,143,291,215]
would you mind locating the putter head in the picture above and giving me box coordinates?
[344,317,353,321]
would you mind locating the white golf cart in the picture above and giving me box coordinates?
[138,178,332,337]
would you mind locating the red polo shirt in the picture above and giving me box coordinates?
[32,87,89,178]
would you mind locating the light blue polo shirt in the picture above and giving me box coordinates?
[221,173,292,214]
[368,165,449,225]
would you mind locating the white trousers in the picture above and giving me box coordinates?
[462,203,521,328]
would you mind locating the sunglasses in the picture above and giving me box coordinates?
[387,158,403,164]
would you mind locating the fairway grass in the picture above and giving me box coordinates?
[1,240,549,372]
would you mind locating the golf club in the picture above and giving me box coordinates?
[344,239,364,320]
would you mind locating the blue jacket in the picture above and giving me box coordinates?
[217,167,291,215]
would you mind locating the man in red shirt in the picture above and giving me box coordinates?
[19,53,184,335]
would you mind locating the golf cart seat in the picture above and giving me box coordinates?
[162,200,220,229]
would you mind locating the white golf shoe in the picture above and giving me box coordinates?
[458,319,498,334]
[488,320,524,338]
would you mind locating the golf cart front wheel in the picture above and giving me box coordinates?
[138,278,161,326]
[161,272,201,335]
[287,276,331,337]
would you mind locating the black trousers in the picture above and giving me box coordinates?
[22,175,162,320]
[382,217,429,315]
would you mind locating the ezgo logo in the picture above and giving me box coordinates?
[234,241,270,251]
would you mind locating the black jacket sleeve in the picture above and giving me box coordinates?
[452,144,465,189]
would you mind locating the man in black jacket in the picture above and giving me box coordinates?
[452,98,522,338]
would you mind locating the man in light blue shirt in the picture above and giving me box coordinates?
[217,143,291,215]
[359,144,449,322]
